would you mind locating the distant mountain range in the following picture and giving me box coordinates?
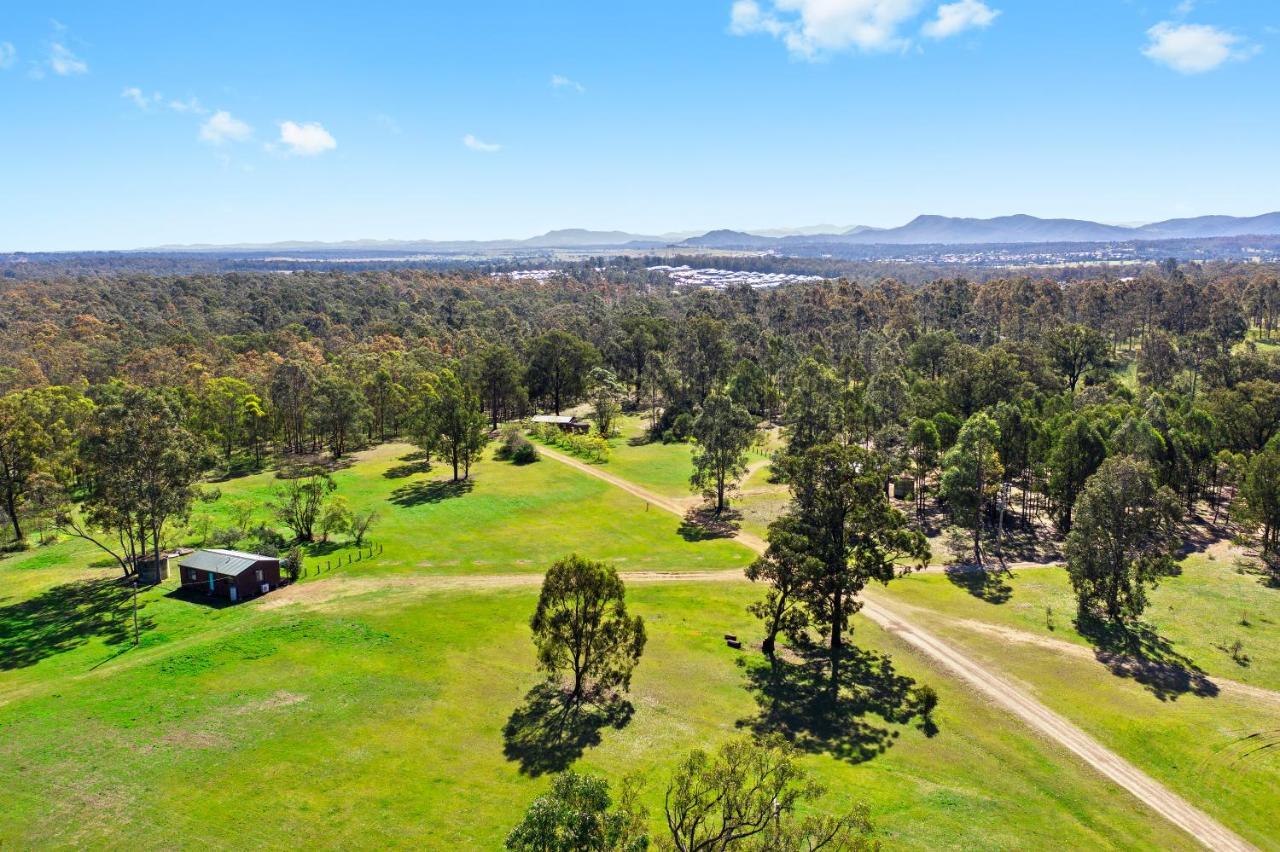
[142,212,1280,254]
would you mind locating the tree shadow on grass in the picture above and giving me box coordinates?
[389,478,474,507]
[502,681,635,777]
[678,507,741,542]
[736,642,938,764]
[0,578,152,670]
[1075,613,1218,701]
[384,451,433,479]
[944,566,1013,604]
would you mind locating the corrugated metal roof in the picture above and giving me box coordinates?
[531,415,576,424]
[178,549,276,577]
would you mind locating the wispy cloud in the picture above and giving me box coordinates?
[199,110,253,144]
[1142,21,1256,73]
[122,86,162,110]
[922,0,1000,39]
[463,133,501,153]
[278,120,337,156]
[0,42,16,70]
[168,96,207,114]
[729,0,929,59]
[551,74,585,93]
[48,42,87,75]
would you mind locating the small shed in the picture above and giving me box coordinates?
[531,414,590,434]
[133,547,194,586]
[178,549,282,603]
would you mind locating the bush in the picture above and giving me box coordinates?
[511,441,539,465]
[497,424,539,464]
[209,526,245,548]
[530,423,610,463]
[247,524,286,554]
[283,546,303,583]
[663,411,694,444]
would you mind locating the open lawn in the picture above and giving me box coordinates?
[0,438,1210,849]
[884,555,1280,692]
[602,414,698,499]
[0,578,1194,849]
[880,599,1280,848]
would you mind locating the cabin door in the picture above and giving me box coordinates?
[229,585,238,602]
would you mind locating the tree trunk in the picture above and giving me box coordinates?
[4,481,22,543]
[829,589,843,690]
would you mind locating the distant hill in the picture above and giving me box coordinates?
[143,212,1280,255]
[1135,212,1280,240]
[678,230,779,250]
[682,212,1280,249]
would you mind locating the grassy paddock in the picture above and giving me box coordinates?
[885,557,1280,691]
[0,579,1192,849]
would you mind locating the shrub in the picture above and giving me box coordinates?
[663,411,694,444]
[209,526,246,548]
[498,424,539,464]
[530,423,610,463]
[511,441,539,465]
[283,546,303,583]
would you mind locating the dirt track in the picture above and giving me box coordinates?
[535,443,1258,852]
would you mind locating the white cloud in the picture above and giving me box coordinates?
[168,96,206,114]
[729,0,927,59]
[0,42,16,70]
[922,0,999,39]
[1173,0,1195,17]
[199,110,253,144]
[278,120,337,156]
[1142,21,1255,73]
[122,86,162,110]
[49,42,87,75]
[463,133,501,153]
[551,74,585,93]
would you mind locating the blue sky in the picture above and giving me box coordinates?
[1,1,1277,250]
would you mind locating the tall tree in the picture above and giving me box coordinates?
[779,443,930,685]
[1065,456,1181,620]
[530,555,646,706]
[690,392,756,514]
[526,331,600,415]
[1047,415,1108,533]
[312,370,372,460]
[1047,323,1109,394]
[0,387,90,543]
[474,343,525,431]
[506,771,647,852]
[197,377,254,465]
[63,387,202,576]
[906,417,940,522]
[938,411,1003,566]
[270,471,336,543]
[663,736,877,852]
[1240,441,1280,559]
[419,368,490,482]
[746,512,818,661]
[587,366,625,439]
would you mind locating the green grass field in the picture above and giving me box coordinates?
[884,557,1280,692]
[0,576,1193,849]
[602,414,699,499]
[1,438,1274,848]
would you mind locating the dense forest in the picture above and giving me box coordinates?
[1,260,1279,586]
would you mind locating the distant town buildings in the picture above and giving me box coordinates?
[646,265,825,290]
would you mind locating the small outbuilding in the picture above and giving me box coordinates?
[531,414,591,434]
[178,549,282,603]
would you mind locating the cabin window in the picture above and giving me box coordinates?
[255,568,263,582]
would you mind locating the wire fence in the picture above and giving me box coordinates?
[298,542,384,579]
